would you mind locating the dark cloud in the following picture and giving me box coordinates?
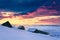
[0,0,60,13]
[0,0,44,12]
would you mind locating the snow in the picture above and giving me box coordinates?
[25,25,60,38]
[0,25,60,40]
[28,28,37,32]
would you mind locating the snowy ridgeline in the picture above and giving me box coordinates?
[0,25,60,40]
[25,25,60,38]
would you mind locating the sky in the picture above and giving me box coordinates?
[0,0,60,26]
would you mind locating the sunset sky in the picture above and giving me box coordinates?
[0,0,60,25]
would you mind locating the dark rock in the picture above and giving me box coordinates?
[28,28,49,35]
[18,26,25,30]
[1,21,12,28]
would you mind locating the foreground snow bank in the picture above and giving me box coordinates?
[0,25,60,40]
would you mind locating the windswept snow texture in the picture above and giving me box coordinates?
[0,25,60,40]
[25,25,60,38]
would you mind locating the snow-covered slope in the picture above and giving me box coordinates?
[25,25,60,38]
[0,25,60,40]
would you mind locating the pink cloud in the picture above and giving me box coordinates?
[39,17,60,24]
[22,6,59,18]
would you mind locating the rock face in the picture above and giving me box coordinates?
[1,21,12,28]
[28,28,49,35]
[18,26,25,30]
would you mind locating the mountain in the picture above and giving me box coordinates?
[1,21,12,28]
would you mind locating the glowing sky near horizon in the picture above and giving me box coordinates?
[0,7,60,25]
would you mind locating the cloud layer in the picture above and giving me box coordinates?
[0,0,60,25]
[0,0,60,12]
